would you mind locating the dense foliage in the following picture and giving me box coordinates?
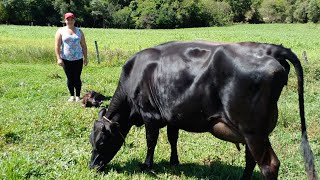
[0,0,319,28]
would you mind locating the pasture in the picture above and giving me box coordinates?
[0,24,319,179]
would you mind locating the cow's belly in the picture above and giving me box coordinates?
[178,124,210,133]
[167,115,245,144]
[168,113,211,133]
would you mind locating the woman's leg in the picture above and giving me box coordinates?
[62,59,75,96]
[73,59,83,97]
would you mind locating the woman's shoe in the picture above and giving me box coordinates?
[75,96,81,102]
[68,96,75,102]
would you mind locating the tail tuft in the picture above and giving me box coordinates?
[301,131,318,180]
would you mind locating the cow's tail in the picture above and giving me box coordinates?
[282,47,318,180]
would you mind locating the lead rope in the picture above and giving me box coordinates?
[102,116,126,144]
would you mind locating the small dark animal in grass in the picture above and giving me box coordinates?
[82,91,107,107]
[89,41,318,180]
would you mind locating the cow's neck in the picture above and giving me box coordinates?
[105,110,131,138]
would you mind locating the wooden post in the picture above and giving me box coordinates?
[95,41,100,64]
[302,51,308,64]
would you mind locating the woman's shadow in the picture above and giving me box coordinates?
[105,158,263,179]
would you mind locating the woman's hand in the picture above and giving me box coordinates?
[83,58,88,66]
[57,58,64,67]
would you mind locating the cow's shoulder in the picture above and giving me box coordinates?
[122,47,162,79]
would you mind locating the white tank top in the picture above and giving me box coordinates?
[60,27,83,61]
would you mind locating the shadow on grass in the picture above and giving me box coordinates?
[97,95,113,109]
[106,159,263,180]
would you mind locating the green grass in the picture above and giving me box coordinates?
[1,24,320,65]
[0,24,319,179]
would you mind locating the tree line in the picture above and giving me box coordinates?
[0,0,319,28]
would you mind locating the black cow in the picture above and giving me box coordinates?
[89,41,318,179]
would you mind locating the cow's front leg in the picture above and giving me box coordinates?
[142,123,160,171]
[241,145,256,180]
[167,125,179,166]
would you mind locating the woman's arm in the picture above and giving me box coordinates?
[80,29,88,66]
[55,28,63,66]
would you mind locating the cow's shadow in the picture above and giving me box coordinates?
[106,159,263,179]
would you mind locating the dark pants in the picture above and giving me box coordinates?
[63,59,83,97]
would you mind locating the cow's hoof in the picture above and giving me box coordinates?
[140,164,151,171]
[140,164,157,176]
[170,157,180,166]
[170,163,179,167]
[170,161,180,167]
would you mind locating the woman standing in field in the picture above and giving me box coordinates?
[55,12,88,102]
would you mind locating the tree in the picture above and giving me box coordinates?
[2,0,28,24]
[0,2,9,23]
[227,0,252,22]
[90,0,119,28]
[110,0,131,7]
[245,0,263,23]
[308,0,320,23]
[130,0,158,29]
[69,0,91,26]
[178,0,208,28]
[25,0,59,26]
[53,0,69,20]
[155,1,178,28]
[259,0,288,23]
[293,0,308,23]
[112,6,134,28]
[201,0,233,26]
[52,0,91,26]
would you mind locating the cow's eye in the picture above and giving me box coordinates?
[96,140,106,151]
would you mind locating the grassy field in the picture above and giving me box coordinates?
[0,24,319,179]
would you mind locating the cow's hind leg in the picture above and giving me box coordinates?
[245,136,280,180]
[142,123,160,171]
[241,145,257,180]
[167,125,179,166]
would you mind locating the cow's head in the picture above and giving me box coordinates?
[89,112,124,171]
[82,91,106,108]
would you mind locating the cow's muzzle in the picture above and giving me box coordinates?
[90,153,106,171]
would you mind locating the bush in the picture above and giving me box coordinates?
[131,0,157,29]
[245,0,263,23]
[227,0,252,22]
[293,0,308,23]
[155,2,178,28]
[307,0,320,23]
[259,0,288,23]
[285,4,295,23]
[201,0,233,26]
[177,0,209,28]
[131,0,215,29]
[112,7,134,28]
[0,3,8,23]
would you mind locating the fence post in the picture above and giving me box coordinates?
[302,51,308,64]
[95,41,100,64]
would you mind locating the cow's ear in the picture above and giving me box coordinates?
[95,120,107,133]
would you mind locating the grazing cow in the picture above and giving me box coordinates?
[82,91,107,107]
[89,41,318,179]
